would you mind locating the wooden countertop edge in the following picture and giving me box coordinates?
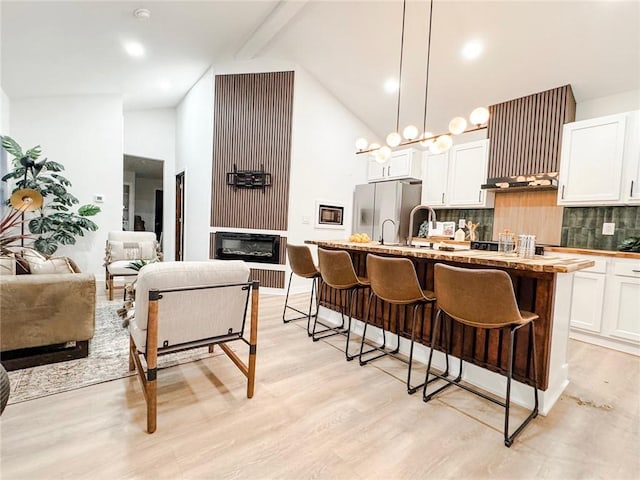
[545,246,640,259]
[306,240,596,273]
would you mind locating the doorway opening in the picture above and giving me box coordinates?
[175,171,185,261]
[123,155,164,246]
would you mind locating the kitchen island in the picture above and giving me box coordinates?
[305,239,595,414]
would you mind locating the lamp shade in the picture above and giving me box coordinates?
[402,125,419,141]
[355,137,369,151]
[434,134,453,153]
[469,107,490,126]
[448,117,467,135]
[375,146,392,164]
[420,131,435,147]
[10,189,43,212]
[386,132,402,148]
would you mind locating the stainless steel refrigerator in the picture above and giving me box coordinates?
[352,181,421,245]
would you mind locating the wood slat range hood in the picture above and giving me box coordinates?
[483,84,576,191]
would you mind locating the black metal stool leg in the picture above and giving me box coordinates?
[423,309,457,402]
[312,287,348,341]
[407,302,424,394]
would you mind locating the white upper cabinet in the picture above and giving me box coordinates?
[420,151,448,206]
[421,139,493,208]
[448,140,490,206]
[558,111,639,205]
[367,148,421,182]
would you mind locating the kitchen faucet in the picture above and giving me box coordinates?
[380,218,396,245]
[407,205,438,247]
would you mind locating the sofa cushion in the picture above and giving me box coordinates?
[107,260,139,275]
[21,250,75,275]
[108,241,157,262]
[0,255,16,276]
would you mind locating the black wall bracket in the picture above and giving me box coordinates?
[226,163,272,192]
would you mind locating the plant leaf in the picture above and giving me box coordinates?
[25,145,42,160]
[1,136,24,158]
[28,216,54,234]
[34,237,58,256]
[51,230,76,245]
[43,160,65,172]
[78,204,101,216]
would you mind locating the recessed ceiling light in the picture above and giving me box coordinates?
[383,78,399,94]
[124,41,145,58]
[462,41,483,60]
[133,8,151,20]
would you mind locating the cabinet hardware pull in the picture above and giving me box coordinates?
[478,191,481,202]
[387,166,390,176]
[561,185,565,199]
[632,269,640,273]
[441,192,445,204]
[631,180,635,197]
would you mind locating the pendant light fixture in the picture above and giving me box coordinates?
[355,1,491,156]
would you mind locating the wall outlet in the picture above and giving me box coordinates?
[458,218,466,228]
[602,222,615,235]
[94,194,104,203]
[302,216,310,225]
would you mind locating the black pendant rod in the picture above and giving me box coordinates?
[395,0,407,134]
[422,0,434,134]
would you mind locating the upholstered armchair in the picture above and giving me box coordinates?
[104,231,161,300]
[126,261,259,433]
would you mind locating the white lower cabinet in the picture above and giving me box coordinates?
[569,255,640,354]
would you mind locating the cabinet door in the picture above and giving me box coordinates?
[558,114,626,205]
[622,110,640,204]
[421,151,448,206]
[569,272,606,333]
[606,262,640,343]
[447,139,489,206]
[367,159,387,182]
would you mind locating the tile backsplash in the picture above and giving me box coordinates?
[561,206,640,250]
[435,209,494,241]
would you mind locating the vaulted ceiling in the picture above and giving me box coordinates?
[2,1,639,139]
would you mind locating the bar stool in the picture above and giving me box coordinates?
[423,263,539,447]
[282,244,320,336]
[362,254,438,394]
[316,248,374,361]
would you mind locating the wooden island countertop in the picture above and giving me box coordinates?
[304,238,595,415]
[305,239,595,273]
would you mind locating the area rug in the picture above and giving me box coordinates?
[7,301,218,404]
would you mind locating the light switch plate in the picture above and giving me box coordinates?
[602,222,615,235]
[94,194,104,203]
[302,216,310,225]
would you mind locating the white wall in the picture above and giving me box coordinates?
[123,109,176,260]
[575,89,640,121]
[123,169,136,230]
[0,87,9,135]
[175,68,214,261]
[10,94,123,275]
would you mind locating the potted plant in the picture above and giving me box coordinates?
[1,136,101,256]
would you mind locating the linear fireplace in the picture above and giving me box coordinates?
[214,232,281,264]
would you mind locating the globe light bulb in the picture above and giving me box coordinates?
[369,142,381,151]
[469,106,490,126]
[435,134,453,152]
[428,141,442,154]
[386,132,402,148]
[402,125,419,141]
[420,131,435,147]
[355,137,369,151]
[375,146,392,164]
[448,116,467,135]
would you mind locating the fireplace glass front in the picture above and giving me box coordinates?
[214,232,280,264]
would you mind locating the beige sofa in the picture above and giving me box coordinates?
[0,268,96,370]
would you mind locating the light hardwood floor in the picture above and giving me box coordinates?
[1,292,639,479]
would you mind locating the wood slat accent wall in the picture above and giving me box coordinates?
[208,233,287,265]
[488,85,576,178]
[211,71,294,230]
[250,269,285,289]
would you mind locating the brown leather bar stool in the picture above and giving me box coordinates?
[317,248,374,361]
[362,254,438,394]
[424,263,539,447]
[282,244,320,336]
